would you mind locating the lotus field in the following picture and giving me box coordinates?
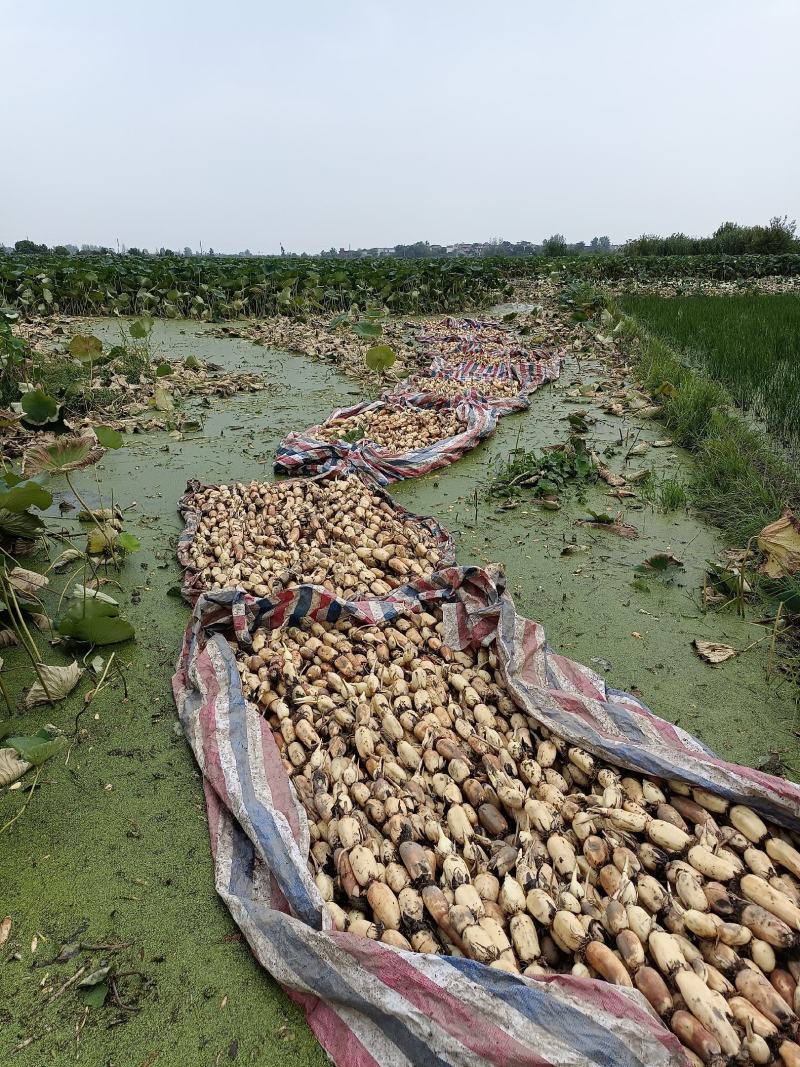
[3,250,800,323]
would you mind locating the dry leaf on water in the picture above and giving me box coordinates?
[597,468,626,487]
[693,639,737,665]
[24,661,83,707]
[590,452,626,487]
[0,747,31,788]
[151,383,174,411]
[52,548,84,572]
[7,566,49,599]
[625,469,650,484]
[576,518,639,539]
[757,509,800,579]
[0,917,11,947]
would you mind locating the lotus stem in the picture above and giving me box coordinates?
[65,471,119,567]
[0,574,55,702]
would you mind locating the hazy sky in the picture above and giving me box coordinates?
[2,0,798,253]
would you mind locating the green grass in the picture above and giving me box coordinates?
[641,473,688,512]
[610,298,800,545]
[619,294,800,451]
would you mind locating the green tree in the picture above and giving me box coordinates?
[542,233,568,257]
[14,239,46,253]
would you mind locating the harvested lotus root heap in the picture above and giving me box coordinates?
[422,337,531,367]
[313,405,464,451]
[410,375,521,401]
[236,603,800,1067]
[184,476,446,598]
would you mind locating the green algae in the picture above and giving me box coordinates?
[1,318,797,1065]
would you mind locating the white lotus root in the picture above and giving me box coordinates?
[235,602,800,1066]
[314,406,463,451]
[412,376,520,400]
[185,475,445,598]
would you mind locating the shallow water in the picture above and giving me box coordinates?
[1,318,797,1065]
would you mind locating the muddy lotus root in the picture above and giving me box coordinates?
[185,475,446,598]
[235,603,800,1067]
[411,376,521,400]
[314,406,464,451]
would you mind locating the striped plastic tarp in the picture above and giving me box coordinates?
[274,394,498,485]
[415,318,557,367]
[175,469,456,604]
[172,566,800,1067]
[398,354,563,414]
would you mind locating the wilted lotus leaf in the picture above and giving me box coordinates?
[150,383,174,411]
[0,409,22,429]
[638,553,684,573]
[0,747,31,788]
[757,509,800,579]
[52,548,84,571]
[6,565,49,599]
[693,639,737,665]
[77,507,119,525]
[86,524,119,556]
[24,661,83,706]
[576,510,639,539]
[23,435,104,476]
[71,584,118,604]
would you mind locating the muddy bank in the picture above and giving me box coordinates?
[1,317,797,1066]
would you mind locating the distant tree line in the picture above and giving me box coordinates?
[622,217,798,256]
[322,236,613,259]
[4,219,797,259]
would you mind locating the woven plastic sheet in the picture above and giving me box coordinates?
[173,565,800,1067]
[399,353,563,414]
[274,394,498,485]
[416,317,560,368]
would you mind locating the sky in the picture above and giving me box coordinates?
[2,0,798,254]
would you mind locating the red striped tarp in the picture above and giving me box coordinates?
[398,353,563,414]
[274,317,560,483]
[415,318,556,367]
[172,566,800,1067]
[274,394,498,485]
